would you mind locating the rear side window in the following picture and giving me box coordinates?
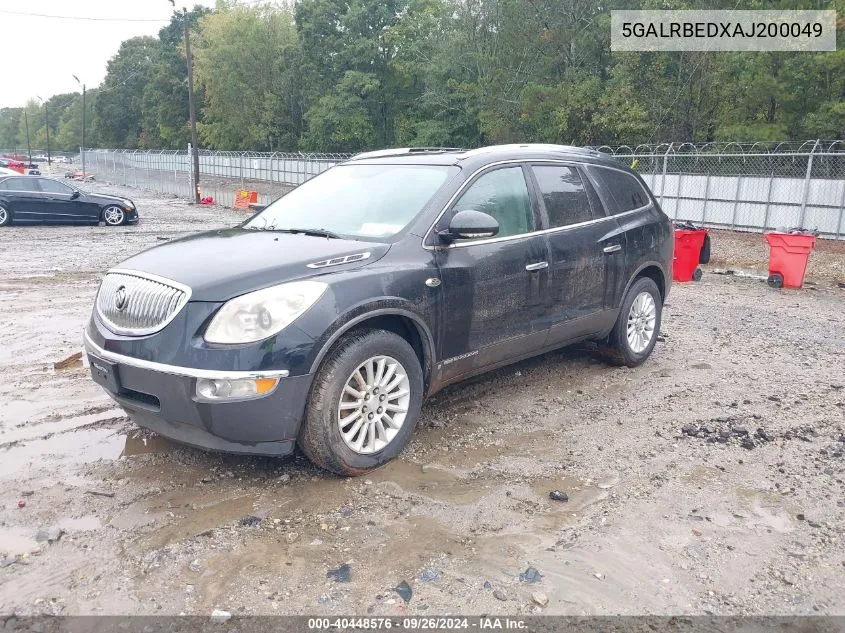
[0,177,38,192]
[531,165,593,228]
[596,167,651,212]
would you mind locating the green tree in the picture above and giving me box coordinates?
[0,108,22,150]
[141,6,211,148]
[93,37,160,147]
[54,89,98,151]
[193,3,303,150]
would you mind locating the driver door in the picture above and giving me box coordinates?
[34,178,92,223]
[432,164,550,384]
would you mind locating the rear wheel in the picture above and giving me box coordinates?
[602,277,662,367]
[102,206,125,226]
[0,205,10,227]
[298,328,423,476]
[767,273,784,288]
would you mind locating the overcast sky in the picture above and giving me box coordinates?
[0,0,216,108]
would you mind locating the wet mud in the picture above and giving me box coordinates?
[1,183,844,616]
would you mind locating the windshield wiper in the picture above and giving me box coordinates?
[245,217,273,231]
[275,227,341,239]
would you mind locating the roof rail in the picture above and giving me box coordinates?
[458,144,602,159]
[348,147,466,160]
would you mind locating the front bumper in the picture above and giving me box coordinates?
[83,331,310,456]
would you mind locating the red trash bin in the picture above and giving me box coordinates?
[673,228,708,282]
[764,232,816,289]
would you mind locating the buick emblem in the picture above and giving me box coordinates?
[114,286,128,311]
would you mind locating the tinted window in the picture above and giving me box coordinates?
[452,167,533,237]
[38,178,73,194]
[532,165,593,227]
[1,177,39,192]
[597,167,651,212]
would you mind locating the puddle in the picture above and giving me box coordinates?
[121,433,176,457]
[367,460,496,504]
[0,409,124,446]
[530,476,609,509]
[0,527,41,557]
[0,380,111,430]
[0,427,128,478]
[192,515,465,609]
[58,515,103,532]
[750,504,792,533]
[0,417,178,479]
[117,491,258,551]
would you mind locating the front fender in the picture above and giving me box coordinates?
[304,299,436,377]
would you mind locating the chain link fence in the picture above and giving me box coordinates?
[83,149,349,208]
[12,141,843,238]
[595,140,845,239]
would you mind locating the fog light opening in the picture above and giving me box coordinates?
[196,377,280,401]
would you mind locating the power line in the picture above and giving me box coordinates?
[99,67,149,93]
[0,9,169,23]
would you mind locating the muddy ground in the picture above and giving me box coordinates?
[0,184,844,617]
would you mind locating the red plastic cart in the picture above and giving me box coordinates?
[764,232,816,289]
[673,228,709,282]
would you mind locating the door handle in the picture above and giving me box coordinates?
[525,261,549,272]
[602,244,622,254]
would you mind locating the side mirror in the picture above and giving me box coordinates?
[70,190,80,200]
[439,210,499,242]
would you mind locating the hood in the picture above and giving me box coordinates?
[83,191,134,206]
[114,228,389,301]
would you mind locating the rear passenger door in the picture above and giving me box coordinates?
[527,163,626,346]
[0,177,43,223]
[584,165,664,308]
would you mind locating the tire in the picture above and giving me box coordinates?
[767,273,784,288]
[298,328,424,476]
[602,277,663,368]
[692,267,703,281]
[0,205,10,227]
[102,205,125,226]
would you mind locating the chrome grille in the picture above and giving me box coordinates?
[96,271,191,336]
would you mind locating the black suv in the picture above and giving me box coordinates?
[84,144,672,475]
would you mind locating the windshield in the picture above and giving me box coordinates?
[244,164,457,240]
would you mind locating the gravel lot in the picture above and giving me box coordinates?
[0,184,843,617]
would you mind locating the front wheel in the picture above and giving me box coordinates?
[0,205,11,227]
[602,277,663,367]
[298,328,424,476]
[102,206,125,226]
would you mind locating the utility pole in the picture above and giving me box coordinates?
[183,7,201,203]
[37,96,51,166]
[24,111,32,165]
[72,75,86,177]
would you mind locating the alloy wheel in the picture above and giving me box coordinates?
[626,291,656,354]
[337,355,411,455]
[0,206,8,226]
[103,206,125,226]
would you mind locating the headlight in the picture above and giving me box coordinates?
[120,198,134,208]
[204,280,327,344]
